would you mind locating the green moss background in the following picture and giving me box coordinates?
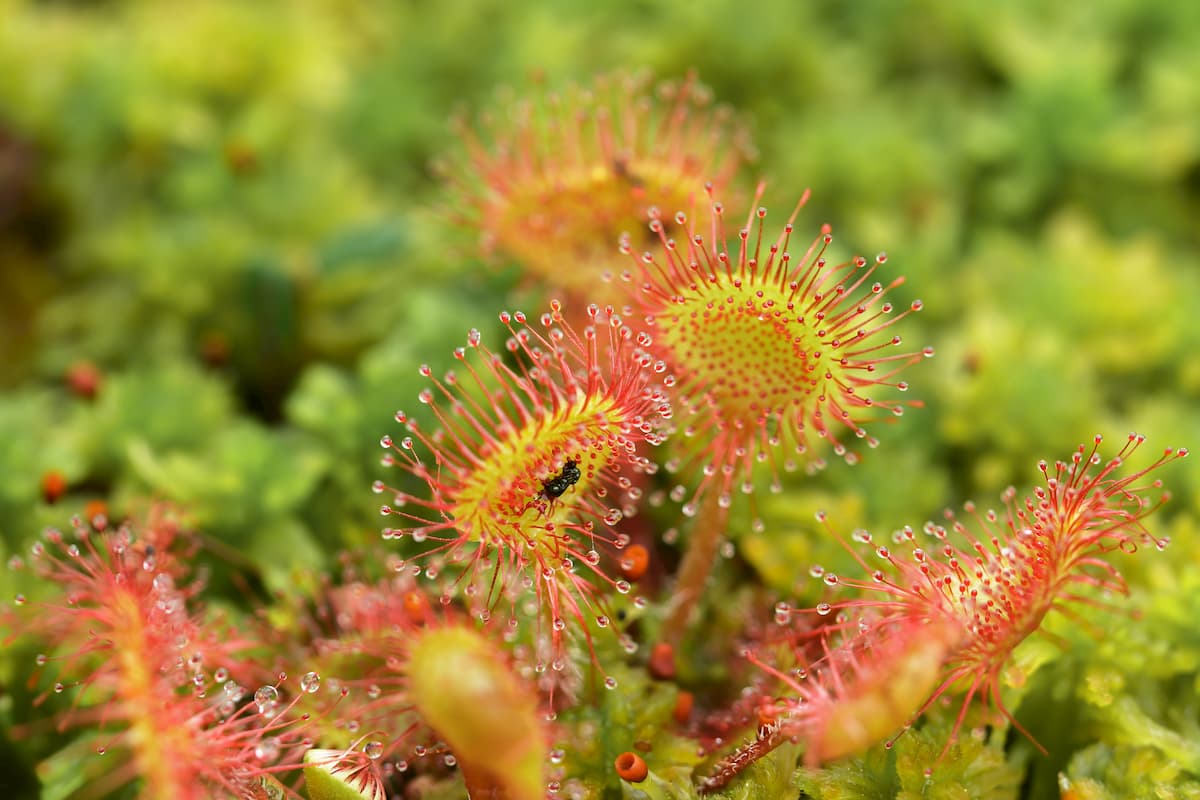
[1,1,1198,798]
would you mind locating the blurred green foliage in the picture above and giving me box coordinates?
[1,0,1198,798]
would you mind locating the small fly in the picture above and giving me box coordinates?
[541,459,581,500]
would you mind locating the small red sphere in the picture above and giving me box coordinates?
[41,470,67,504]
[65,361,101,400]
[673,690,694,724]
[647,641,676,680]
[618,544,650,581]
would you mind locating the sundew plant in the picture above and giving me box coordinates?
[2,3,1199,800]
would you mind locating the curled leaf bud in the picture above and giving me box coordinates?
[408,627,545,800]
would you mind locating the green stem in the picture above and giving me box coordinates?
[662,489,730,645]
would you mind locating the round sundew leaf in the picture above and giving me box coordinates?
[440,71,752,305]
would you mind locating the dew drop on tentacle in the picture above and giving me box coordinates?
[254,738,280,762]
[253,685,279,713]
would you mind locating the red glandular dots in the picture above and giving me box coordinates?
[623,183,930,528]
[440,71,754,304]
[377,302,671,662]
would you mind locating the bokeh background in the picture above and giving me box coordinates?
[2,1,1198,798]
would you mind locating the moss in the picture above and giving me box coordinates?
[1,0,1197,797]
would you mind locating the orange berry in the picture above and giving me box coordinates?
[618,544,650,581]
[614,751,648,783]
[65,361,101,400]
[402,591,430,625]
[41,470,67,504]
[647,641,675,680]
[672,690,693,724]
